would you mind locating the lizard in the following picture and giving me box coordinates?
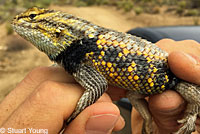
[11,7,200,134]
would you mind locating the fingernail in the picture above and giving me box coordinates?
[183,53,197,64]
[85,114,119,134]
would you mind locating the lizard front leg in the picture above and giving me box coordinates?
[67,64,108,123]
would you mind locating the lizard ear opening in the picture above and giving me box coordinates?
[55,31,61,38]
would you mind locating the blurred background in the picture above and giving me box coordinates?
[0,0,200,133]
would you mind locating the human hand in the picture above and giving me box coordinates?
[131,39,200,134]
[0,66,125,134]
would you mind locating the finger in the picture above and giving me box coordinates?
[156,39,200,55]
[155,38,175,53]
[0,66,75,126]
[168,51,200,85]
[64,102,125,134]
[175,40,200,55]
[2,80,125,134]
[131,107,143,134]
[2,81,83,133]
[195,118,200,133]
[149,90,186,133]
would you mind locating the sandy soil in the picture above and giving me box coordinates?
[0,5,198,102]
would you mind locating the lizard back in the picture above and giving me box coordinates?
[85,30,179,95]
[12,7,179,95]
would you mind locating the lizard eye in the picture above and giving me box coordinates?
[29,14,37,19]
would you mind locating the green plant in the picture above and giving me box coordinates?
[185,9,199,16]
[176,7,184,15]
[193,17,199,25]
[189,0,200,8]
[116,0,133,12]
[124,0,134,12]
[53,0,72,5]
[74,0,87,7]
[6,23,14,35]
[178,1,187,9]
[95,0,109,5]
[134,7,143,15]
[77,0,96,6]
[73,0,110,6]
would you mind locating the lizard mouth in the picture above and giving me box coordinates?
[11,18,35,30]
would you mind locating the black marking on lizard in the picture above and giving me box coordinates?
[54,37,99,74]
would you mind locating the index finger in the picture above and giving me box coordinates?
[156,39,200,85]
[0,66,75,126]
[168,52,200,85]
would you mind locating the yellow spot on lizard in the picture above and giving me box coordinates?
[107,62,112,68]
[97,40,101,45]
[150,82,154,87]
[128,76,132,80]
[98,35,104,39]
[123,49,130,55]
[101,51,105,56]
[134,75,139,80]
[148,78,152,83]
[102,61,106,66]
[128,66,133,72]
[153,67,158,73]
[98,45,103,49]
[118,52,123,57]
[88,34,94,38]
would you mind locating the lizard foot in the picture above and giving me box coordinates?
[174,113,197,134]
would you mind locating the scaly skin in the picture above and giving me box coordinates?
[12,7,200,134]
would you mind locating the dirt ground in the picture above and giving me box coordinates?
[0,5,198,102]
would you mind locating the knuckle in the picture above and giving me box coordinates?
[29,66,47,75]
[29,81,63,106]
[20,67,47,86]
[26,67,48,82]
[37,81,62,97]
[184,39,199,45]
[157,38,175,44]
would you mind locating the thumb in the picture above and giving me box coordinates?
[64,97,125,134]
[168,51,200,85]
[149,90,186,133]
[148,51,200,133]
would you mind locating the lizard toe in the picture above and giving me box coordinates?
[175,113,197,134]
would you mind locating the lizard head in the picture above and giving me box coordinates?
[11,7,81,60]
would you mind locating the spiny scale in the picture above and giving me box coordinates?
[12,7,102,59]
[12,7,178,95]
[86,31,179,95]
[13,7,200,134]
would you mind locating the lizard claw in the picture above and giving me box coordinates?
[174,113,197,134]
